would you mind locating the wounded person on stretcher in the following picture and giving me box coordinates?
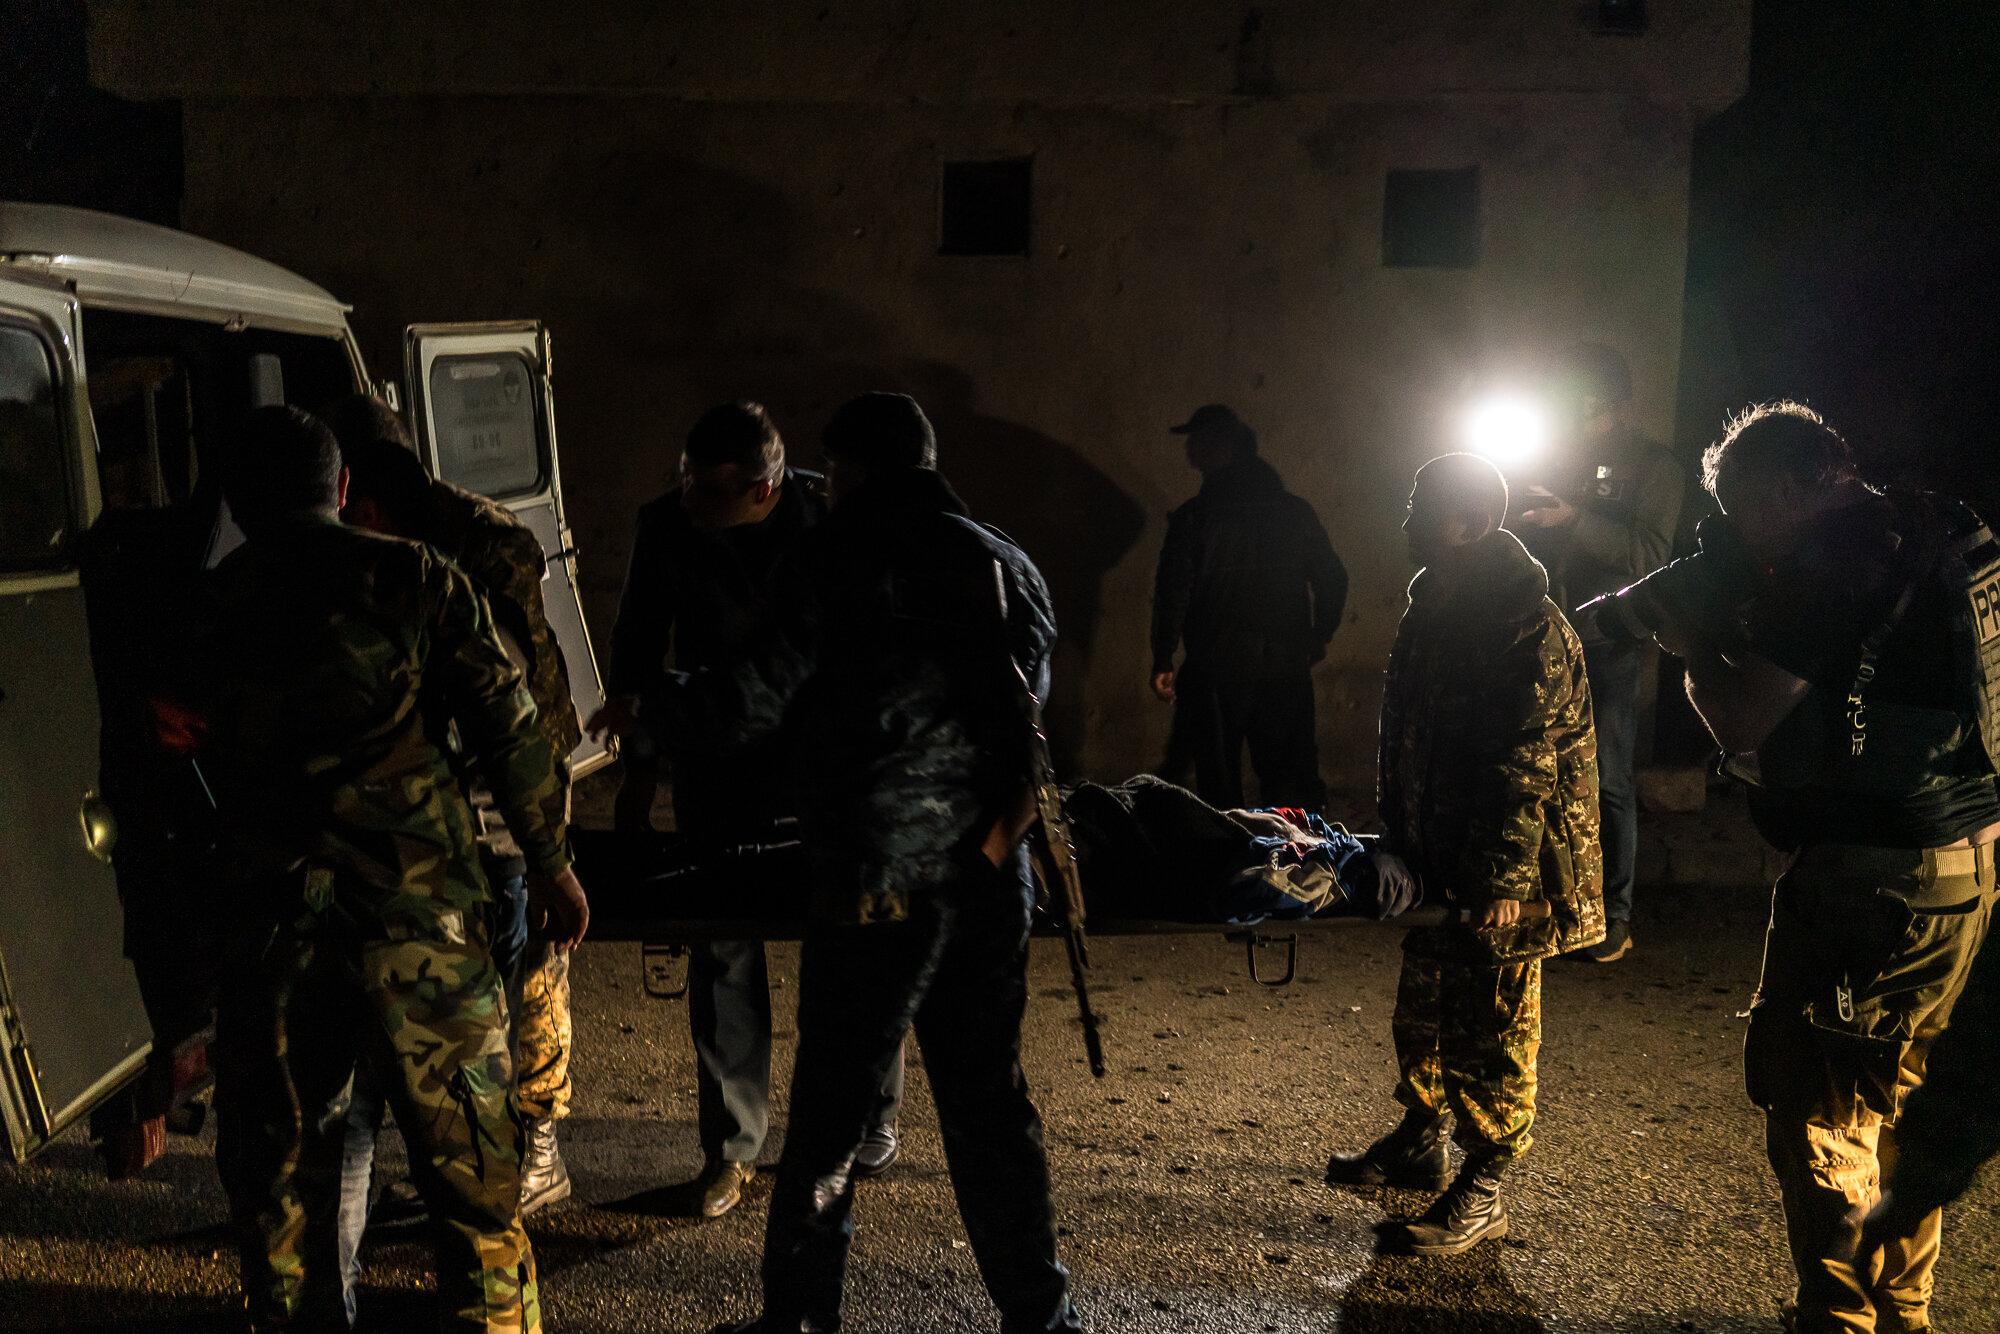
[1061,775,1418,925]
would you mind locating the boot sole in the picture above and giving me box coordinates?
[520,1173,573,1216]
[1402,1212,1508,1257]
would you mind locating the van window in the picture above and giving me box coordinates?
[0,325,69,571]
[427,353,544,498]
[80,308,355,515]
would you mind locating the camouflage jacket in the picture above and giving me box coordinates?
[195,516,570,926]
[1380,527,1604,961]
[427,481,580,777]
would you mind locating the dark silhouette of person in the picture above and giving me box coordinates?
[1150,403,1347,811]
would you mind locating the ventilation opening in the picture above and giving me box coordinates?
[940,158,1032,257]
[1382,167,1480,269]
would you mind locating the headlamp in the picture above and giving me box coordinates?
[1459,392,1550,470]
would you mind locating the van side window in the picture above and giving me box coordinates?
[428,353,545,498]
[90,354,198,511]
[0,325,69,571]
[79,308,356,520]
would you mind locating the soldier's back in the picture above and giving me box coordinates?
[202,516,484,910]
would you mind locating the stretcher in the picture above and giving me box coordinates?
[569,828,1441,998]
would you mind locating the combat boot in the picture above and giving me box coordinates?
[1325,1108,1450,1189]
[518,1117,572,1215]
[1400,1154,1509,1255]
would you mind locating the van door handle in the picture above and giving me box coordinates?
[79,790,118,863]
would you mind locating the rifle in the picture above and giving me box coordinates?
[1012,661,1108,1079]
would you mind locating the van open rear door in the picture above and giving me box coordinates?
[0,274,151,1161]
[402,322,612,778]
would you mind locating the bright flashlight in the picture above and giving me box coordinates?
[1460,393,1550,468]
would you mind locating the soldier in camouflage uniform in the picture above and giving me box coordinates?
[1325,453,1603,1257]
[329,397,582,1223]
[186,407,587,1333]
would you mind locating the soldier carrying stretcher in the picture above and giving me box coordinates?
[1324,452,1604,1257]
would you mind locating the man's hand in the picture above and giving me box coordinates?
[585,695,640,743]
[1515,491,1575,529]
[528,867,590,949]
[1368,851,1419,920]
[1473,897,1524,930]
[1150,671,1177,703]
[982,783,1040,868]
[1854,1191,1932,1273]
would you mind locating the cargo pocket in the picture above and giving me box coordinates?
[1798,897,1926,1125]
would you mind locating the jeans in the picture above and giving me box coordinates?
[1584,641,1641,925]
[760,863,1079,1334]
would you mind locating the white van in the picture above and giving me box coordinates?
[0,202,611,1162]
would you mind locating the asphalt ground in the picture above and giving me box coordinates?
[4,788,1999,1332]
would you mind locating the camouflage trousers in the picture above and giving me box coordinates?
[213,895,540,1333]
[513,941,571,1122]
[1391,926,1542,1163]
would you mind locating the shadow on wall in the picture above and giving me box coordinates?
[364,135,1149,769]
[898,361,1147,768]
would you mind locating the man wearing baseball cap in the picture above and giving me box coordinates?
[1151,403,1348,810]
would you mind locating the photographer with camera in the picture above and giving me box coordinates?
[1511,344,1683,962]
[1590,402,1998,1334]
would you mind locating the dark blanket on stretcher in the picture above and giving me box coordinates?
[1060,775,1377,924]
[570,777,1379,930]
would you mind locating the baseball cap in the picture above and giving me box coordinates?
[1170,403,1247,436]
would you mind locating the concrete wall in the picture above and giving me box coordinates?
[88,2,1750,795]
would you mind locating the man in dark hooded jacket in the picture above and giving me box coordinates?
[1150,404,1347,810]
[1325,453,1603,1258]
[661,393,1081,1334]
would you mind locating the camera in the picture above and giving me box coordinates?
[1576,514,1757,646]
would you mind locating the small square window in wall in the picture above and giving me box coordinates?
[940,158,1032,257]
[1382,167,1480,269]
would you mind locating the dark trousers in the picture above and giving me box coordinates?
[1167,670,1325,811]
[691,940,904,1165]
[760,866,1079,1333]
[1584,641,1640,925]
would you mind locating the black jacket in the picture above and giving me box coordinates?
[607,469,825,828]
[659,467,1057,923]
[607,468,826,693]
[1150,456,1347,679]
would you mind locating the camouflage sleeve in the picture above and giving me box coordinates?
[1884,924,2000,1216]
[430,560,571,876]
[1460,614,1575,901]
[478,524,580,773]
